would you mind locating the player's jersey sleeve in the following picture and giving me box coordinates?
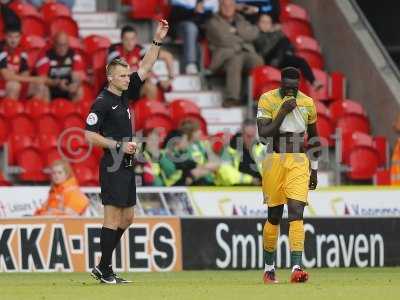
[257,94,273,120]
[85,97,109,133]
[126,72,144,100]
[308,100,317,125]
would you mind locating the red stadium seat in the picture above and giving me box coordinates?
[73,165,95,186]
[79,81,95,103]
[49,16,79,37]
[373,136,389,168]
[250,66,281,100]
[63,114,85,129]
[133,98,170,130]
[83,35,111,55]
[20,35,47,69]
[307,69,329,102]
[169,99,201,120]
[316,102,334,146]
[17,148,48,182]
[331,100,369,134]
[374,169,391,185]
[24,99,50,120]
[280,4,312,37]
[127,0,162,20]
[21,16,46,37]
[168,99,208,134]
[40,2,71,23]
[10,115,35,136]
[37,115,61,135]
[42,147,62,166]
[341,132,375,164]
[294,35,324,69]
[76,100,91,119]
[9,1,41,18]
[50,98,77,120]
[0,99,25,119]
[143,115,174,139]
[36,133,58,153]
[330,71,346,101]
[0,118,8,146]
[8,134,37,164]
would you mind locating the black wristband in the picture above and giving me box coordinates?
[152,40,163,47]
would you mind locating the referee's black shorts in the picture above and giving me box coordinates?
[99,153,136,207]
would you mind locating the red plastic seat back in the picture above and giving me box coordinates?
[50,17,79,37]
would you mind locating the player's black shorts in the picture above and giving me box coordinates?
[99,153,137,207]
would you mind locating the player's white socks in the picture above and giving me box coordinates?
[292,265,301,272]
[264,264,275,272]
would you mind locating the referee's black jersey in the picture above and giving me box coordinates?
[85,72,143,141]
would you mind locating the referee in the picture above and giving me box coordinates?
[85,20,169,284]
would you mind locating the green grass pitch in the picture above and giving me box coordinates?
[1,268,399,300]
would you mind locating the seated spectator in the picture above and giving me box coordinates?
[170,0,218,74]
[35,32,85,102]
[179,119,219,184]
[391,113,400,185]
[0,25,48,100]
[230,119,263,179]
[254,14,322,90]
[140,128,165,186]
[160,129,216,186]
[34,160,89,216]
[27,0,75,10]
[212,132,260,186]
[205,0,263,107]
[236,0,280,23]
[108,25,175,101]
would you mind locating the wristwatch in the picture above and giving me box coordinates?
[152,40,163,47]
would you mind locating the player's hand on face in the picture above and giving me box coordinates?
[309,169,318,190]
[154,19,169,42]
[280,98,297,114]
[122,142,137,154]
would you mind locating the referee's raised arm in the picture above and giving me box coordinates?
[136,19,169,82]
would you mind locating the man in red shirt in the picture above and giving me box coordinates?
[35,32,86,102]
[107,25,175,101]
[0,26,47,100]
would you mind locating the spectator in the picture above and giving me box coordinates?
[212,132,260,186]
[108,25,175,101]
[230,119,262,180]
[0,2,21,31]
[170,0,218,74]
[254,14,322,90]
[35,31,85,101]
[34,160,89,216]
[205,0,263,107]
[140,128,165,186]
[179,119,219,184]
[27,0,75,10]
[391,113,400,185]
[236,0,280,23]
[160,129,216,186]
[0,25,47,100]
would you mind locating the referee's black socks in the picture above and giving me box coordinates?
[98,227,118,272]
[113,227,125,250]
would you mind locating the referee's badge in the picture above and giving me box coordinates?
[86,113,98,125]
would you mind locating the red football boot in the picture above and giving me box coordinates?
[290,266,309,283]
[263,269,278,284]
